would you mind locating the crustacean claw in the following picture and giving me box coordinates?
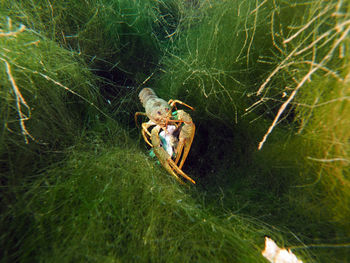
[151,125,195,185]
[171,110,195,170]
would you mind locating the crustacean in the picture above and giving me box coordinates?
[135,88,196,184]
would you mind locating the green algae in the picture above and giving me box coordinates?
[1,128,273,262]
[156,0,350,260]
[0,15,101,175]
[1,0,349,262]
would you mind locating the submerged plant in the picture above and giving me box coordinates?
[1,0,349,262]
[1,126,304,262]
[0,15,101,153]
[156,0,350,260]
[0,15,104,251]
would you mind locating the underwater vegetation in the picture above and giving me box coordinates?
[0,0,349,262]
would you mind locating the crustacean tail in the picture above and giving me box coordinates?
[139,88,158,108]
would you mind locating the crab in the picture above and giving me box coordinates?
[135,88,196,185]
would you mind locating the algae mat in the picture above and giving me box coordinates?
[1,0,349,262]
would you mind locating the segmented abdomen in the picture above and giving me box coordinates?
[139,88,159,108]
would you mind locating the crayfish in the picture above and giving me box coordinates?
[135,88,196,184]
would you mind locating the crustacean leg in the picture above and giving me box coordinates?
[135,112,154,147]
[151,125,196,184]
[168,99,195,111]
